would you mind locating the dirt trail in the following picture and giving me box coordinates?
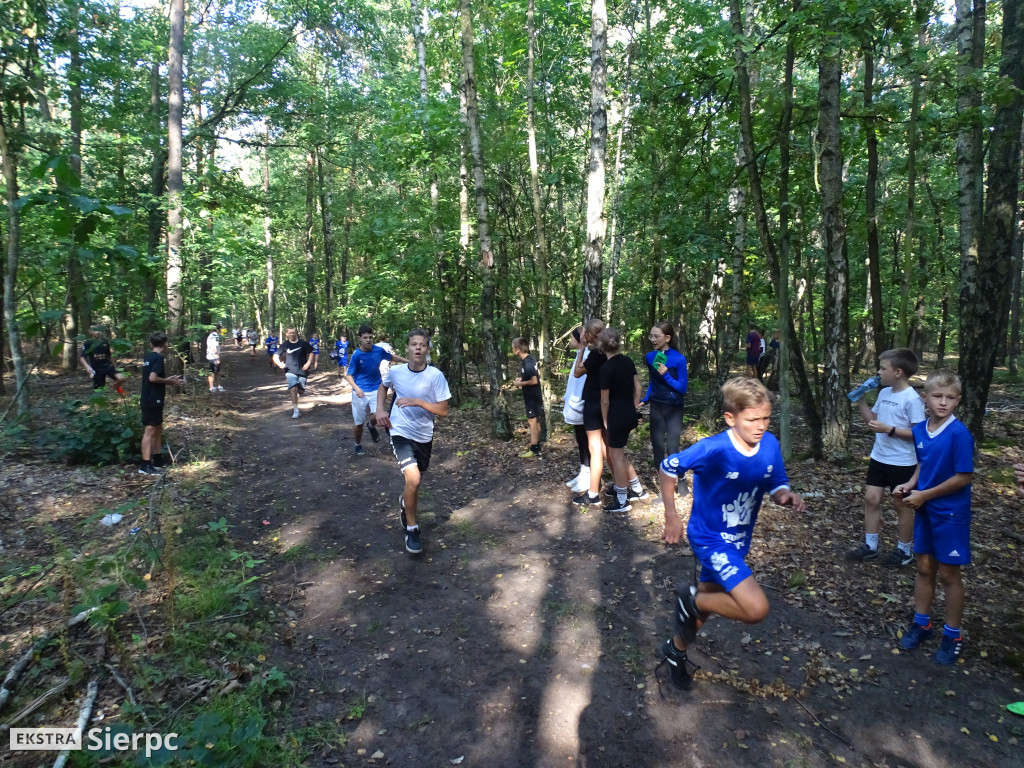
[212,346,1021,768]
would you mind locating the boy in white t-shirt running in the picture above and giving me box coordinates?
[373,328,451,557]
[848,348,925,568]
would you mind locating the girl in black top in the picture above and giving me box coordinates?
[571,318,607,506]
[598,328,649,512]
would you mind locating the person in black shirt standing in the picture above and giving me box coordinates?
[139,331,185,475]
[274,326,314,419]
[599,327,649,512]
[571,318,608,506]
[81,325,127,395]
[512,337,543,459]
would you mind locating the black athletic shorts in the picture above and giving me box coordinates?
[523,389,543,419]
[582,403,603,432]
[865,459,916,491]
[92,363,119,389]
[605,411,638,449]
[208,360,221,373]
[391,434,433,473]
[141,406,163,427]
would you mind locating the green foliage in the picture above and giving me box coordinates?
[53,393,143,465]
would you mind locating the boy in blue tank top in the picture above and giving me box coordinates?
[657,377,805,690]
[894,369,974,665]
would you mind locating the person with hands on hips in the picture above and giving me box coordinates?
[274,326,314,419]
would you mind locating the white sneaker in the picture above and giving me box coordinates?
[209,387,216,392]
[565,476,579,489]
[217,386,226,392]
[292,408,300,419]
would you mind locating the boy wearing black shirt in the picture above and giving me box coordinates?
[81,325,127,395]
[274,326,314,419]
[512,337,542,458]
[139,331,185,475]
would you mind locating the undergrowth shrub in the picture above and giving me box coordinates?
[54,392,142,465]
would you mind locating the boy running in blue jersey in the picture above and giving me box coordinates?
[309,333,321,372]
[335,334,350,378]
[345,324,407,456]
[894,370,974,665]
[657,377,805,690]
[373,328,451,555]
[265,332,279,369]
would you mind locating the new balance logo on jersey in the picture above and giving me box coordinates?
[725,472,739,479]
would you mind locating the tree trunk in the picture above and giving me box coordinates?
[898,0,928,345]
[526,0,553,425]
[166,0,185,372]
[581,0,607,320]
[62,7,85,370]
[0,108,29,416]
[604,47,633,323]
[264,130,275,330]
[304,150,317,338]
[1010,176,1024,373]
[960,0,1024,437]
[956,0,986,304]
[143,60,163,334]
[729,0,822,456]
[318,151,335,324]
[461,0,510,438]
[863,41,884,367]
[777,11,797,459]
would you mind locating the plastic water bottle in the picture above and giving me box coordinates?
[847,375,880,402]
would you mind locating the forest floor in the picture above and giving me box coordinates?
[2,345,1024,768]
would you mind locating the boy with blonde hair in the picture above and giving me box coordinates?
[894,370,973,664]
[657,377,805,689]
[848,348,925,567]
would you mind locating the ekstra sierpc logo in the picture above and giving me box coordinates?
[10,727,180,757]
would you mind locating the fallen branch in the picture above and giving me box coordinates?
[1003,529,1024,545]
[52,679,98,768]
[105,665,151,728]
[0,606,97,715]
[794,696,855,749]
[0,679,70,732]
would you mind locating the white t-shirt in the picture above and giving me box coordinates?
[562,348,589,425]
[384,364,452,443]
[206,332,220,361]
[870,385,926,466]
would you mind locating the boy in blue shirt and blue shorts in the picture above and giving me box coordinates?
[657,377,805,689]
[345,324,407,456]
[894,369,973,665]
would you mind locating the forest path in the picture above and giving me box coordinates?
[208,344,1020,768]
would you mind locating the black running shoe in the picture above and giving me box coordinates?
[658,638,696,690]
[674,584,701,643]
[604,498,632,513]
[627,487,650,502]
[399,495,407,529]
[405,527,423,555]
[572,492,602,506]
[368,424,380,443]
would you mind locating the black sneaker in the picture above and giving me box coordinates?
[657,638,697,690]
[399,495,407,529]
[603,481,616,498]
[880,548,914,568]
[572,492,602,506]
[674,584,701,642]
[368,424,380,443]
[846,543,879,562]
[604,498,632,513]
[138,464,161,476]
[405,527,423,555]
[627,487,650,502]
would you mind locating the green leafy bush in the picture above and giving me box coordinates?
[53,392,142,465]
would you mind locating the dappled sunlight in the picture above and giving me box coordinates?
[487,559,550,653]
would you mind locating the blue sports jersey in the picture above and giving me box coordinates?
[912,416,973,519]
[336,339,349,359]
[310,338,320,354]
[347,345,392,391]
[265,335,278,354]
[660,430,789,554]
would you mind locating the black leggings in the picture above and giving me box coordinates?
[574,424,590,467]
[649,400,685,468]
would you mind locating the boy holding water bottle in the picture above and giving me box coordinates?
[847,348,925,568]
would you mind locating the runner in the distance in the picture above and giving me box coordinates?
[335,334,350,379]
[309,333,321,373]
[247,328,259,359]
[373,328,451,556]
[206,327,224,392]
[274,326,314,419]
[345,324,407,456]
[265,330,279,369]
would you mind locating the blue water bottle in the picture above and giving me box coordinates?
[847,375,880,402]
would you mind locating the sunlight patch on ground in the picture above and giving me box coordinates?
[489,559,550,653]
